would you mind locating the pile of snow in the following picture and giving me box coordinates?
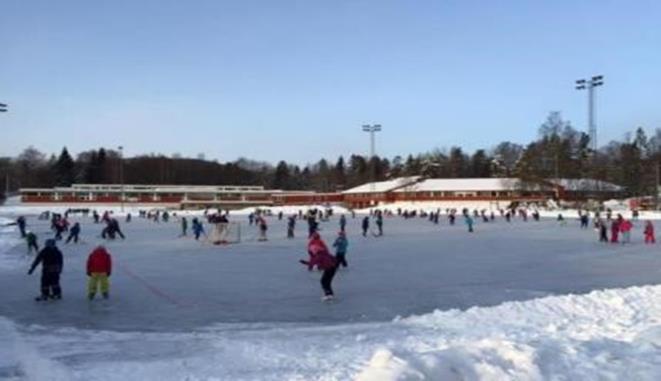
[356,285,661,380]
[2,285,661,380]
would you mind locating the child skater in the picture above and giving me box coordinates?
[333,231,349,269]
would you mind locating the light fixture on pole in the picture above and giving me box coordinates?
[118,146,125,212]
[362,124,382,197]
[575,75,604,153]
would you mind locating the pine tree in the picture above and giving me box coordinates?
[334,156,346,189]
[54,147,75,186]
[272,161,291,190]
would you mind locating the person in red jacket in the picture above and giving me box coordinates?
[87,245,112,300]
[299,232,330,271]
[305,233,338,301]
[644,221,656,244]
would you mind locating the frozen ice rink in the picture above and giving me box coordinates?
[2,210,661,380]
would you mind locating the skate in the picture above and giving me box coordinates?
[321,294,335,302]
[35,295,49,301]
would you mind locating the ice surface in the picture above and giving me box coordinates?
[2,206,661,380]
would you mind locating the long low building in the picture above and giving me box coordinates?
[20,184,282,209]
[341,177,625,209]
[19,177,625,209]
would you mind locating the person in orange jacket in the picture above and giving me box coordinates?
[87,245,112,300]
[644,221,656,244]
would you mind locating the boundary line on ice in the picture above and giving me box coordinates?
[117,261,191,308]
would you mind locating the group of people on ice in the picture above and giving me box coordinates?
[595,214,655,244]
[26,238,113,302]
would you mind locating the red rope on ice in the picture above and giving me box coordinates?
[117,261,190,308]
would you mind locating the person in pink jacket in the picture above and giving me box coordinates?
[644,221,655,244]
[304,232,338,301]
[300,232,329,271]
[610,220,620,243]
[620,219,632,244]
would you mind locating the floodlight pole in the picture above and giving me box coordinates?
[575,75,604,153]
[362,124,382,196]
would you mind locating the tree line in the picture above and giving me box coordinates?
[1,112,660,202]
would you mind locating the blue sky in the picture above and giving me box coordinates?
[1,0,660,164]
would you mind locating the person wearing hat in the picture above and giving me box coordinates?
[332,231,349,269]
[27,239,63,301]
[86,245,112,300]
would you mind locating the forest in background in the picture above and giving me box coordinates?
[1,112,660,201]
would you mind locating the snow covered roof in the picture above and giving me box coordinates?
[342,177,421,194]
[548,179,624,192]
[394,178,526,192]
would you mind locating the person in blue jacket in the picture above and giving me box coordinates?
[192,218,205,240]
[332,231,349,268]
[465,215,474,233]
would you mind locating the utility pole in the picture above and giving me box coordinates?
[118,146,125,212]
[362,124,382,196]
[575,75,604,153]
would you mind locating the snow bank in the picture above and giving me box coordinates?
[2,285,661,380]
[356,285,661,381]
[0,202,351,218]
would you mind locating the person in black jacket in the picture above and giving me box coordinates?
[65,222,81,244]
[28,239,63,301]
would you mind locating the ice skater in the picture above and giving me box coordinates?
[620,219,632,244]
[375,212,383,236]
[87,245,112,300]
[306,233,338,301]
[644,221,655,244]
[610,220,620,243]
[339,214,347,233]
[332,231,348,268]
[300,232,329,271]
[192,218,205,240]
[361,216,369,237]
[257,216,268,241]
[465,215,474,233]
[599,221,609,242]
[66,222,81,244]
[27,239,63,301]
[26,231,39,255]
[16,216,27,238]
[181,217,188,237]
[287,215,296,239]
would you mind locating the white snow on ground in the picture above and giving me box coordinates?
[0,201,349,217]
[1,285,661,380]
[360,200,661,220]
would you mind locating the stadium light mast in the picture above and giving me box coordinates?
[575,75,604,153]
[118,146,125,212]
[2,103,10,198]
[362,124,382,196]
